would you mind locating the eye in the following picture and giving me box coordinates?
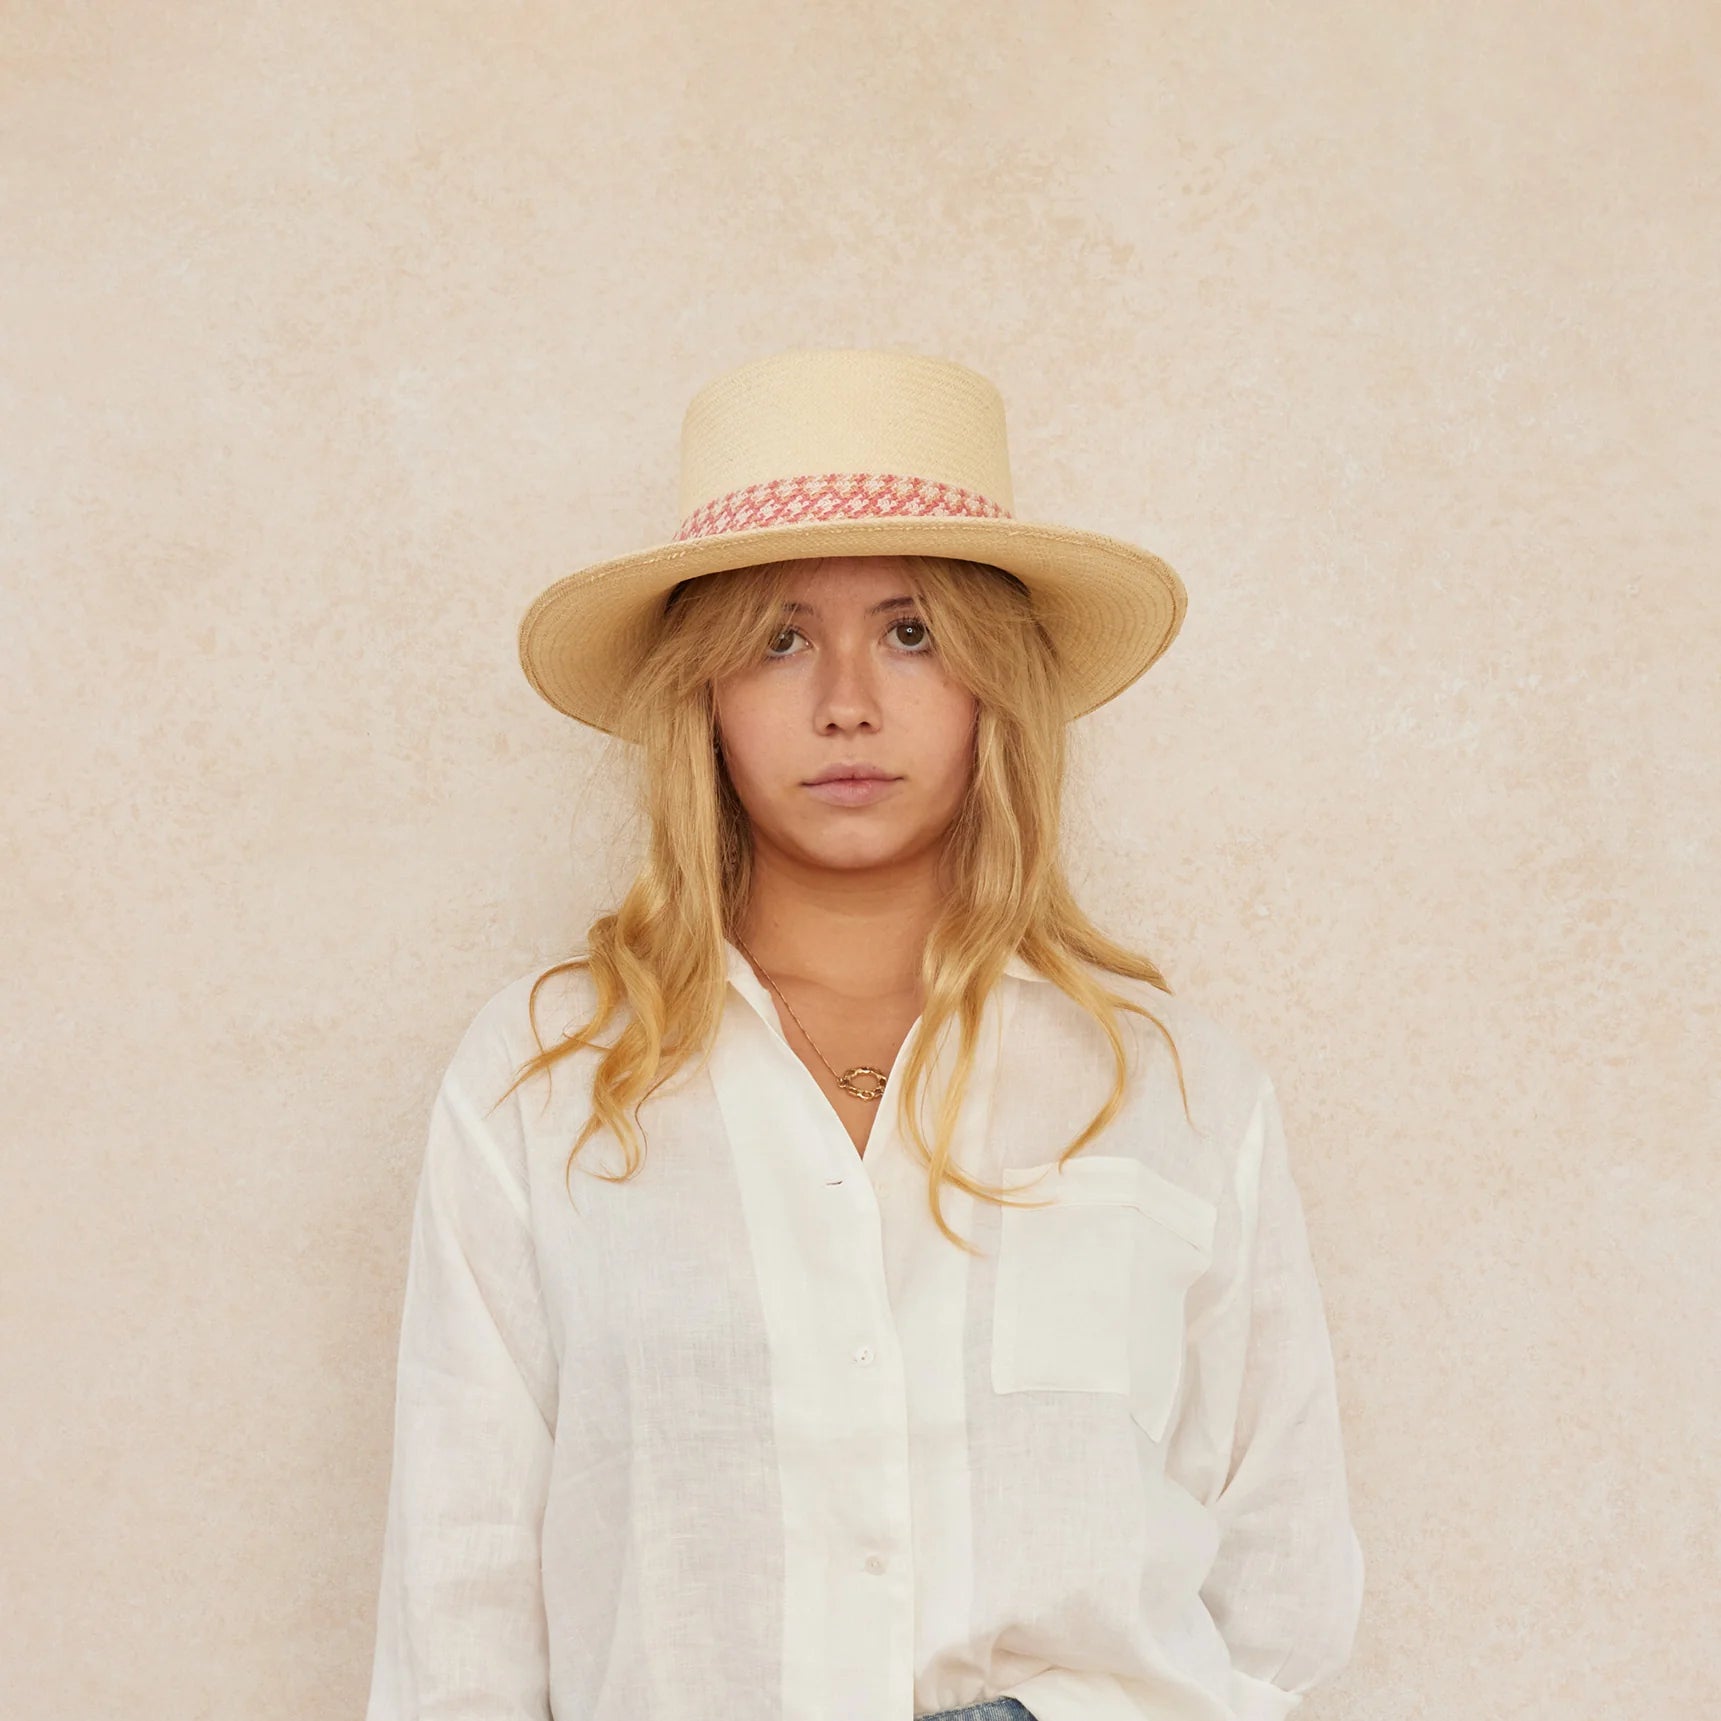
[889,615,933,652]
[761,616,935,661]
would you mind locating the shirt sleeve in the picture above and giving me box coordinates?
[364,1005,560,1721]
[1182,1074,1366,1721]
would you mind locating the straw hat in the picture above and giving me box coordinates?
[517,345,1186,738]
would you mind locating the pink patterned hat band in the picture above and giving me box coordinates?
[672,471,1013,543]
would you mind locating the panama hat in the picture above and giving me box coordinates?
[517,345,1187,738]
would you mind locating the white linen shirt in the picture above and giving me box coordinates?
[364,940,1364,1721]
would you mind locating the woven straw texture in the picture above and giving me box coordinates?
[517,347,1186,737]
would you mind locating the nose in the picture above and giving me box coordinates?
[812,637,882,731]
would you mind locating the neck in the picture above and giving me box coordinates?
[733,841,945,1002]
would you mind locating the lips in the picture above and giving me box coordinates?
[804,766,897,785]
[801,773,900,806]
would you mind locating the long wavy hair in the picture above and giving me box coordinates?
[498,553,1191,1254]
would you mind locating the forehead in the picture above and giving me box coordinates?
[780,555,917,596]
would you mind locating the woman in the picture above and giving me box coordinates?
[365,347,1365,1721]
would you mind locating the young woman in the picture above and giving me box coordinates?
[364,348,1365,1721]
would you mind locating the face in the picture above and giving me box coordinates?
[711,557,979,877]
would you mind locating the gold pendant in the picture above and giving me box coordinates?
[837,1065,888,1102]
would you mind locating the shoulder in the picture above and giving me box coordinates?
[1055,960,1277,1151]
[441,957,602,1097]
[1111,968,1269,1086]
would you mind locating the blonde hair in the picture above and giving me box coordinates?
[498,553,1191,1254]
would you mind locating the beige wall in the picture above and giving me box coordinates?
[3,3,1715,1716]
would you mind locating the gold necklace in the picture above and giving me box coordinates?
[730,931,891,1103]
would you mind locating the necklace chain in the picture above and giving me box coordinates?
[729,931,890,1103]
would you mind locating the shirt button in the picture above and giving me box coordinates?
[853,1344,876,1365]
[864,1553,887,1575]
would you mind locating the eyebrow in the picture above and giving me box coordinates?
[779,595,919,618]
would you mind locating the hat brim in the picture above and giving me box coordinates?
[517,515,1186,737]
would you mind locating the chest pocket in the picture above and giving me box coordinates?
[990,1152,1217,1442]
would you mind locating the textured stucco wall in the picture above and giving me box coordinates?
[2,3,1715,1717]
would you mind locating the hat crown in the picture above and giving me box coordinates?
[674,347,1015,541]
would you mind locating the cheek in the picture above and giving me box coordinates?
[713,699,790,790]
[918,689,979,789]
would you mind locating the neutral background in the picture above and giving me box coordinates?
[3,3,1715,1717]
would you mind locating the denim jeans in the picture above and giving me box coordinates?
[915,1702,1034,1720]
